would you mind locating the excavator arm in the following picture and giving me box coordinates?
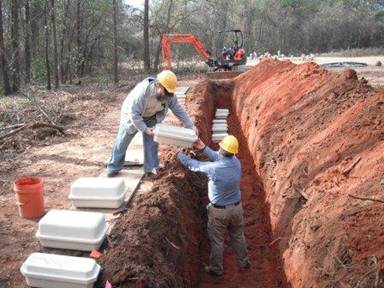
[161,34,214,69]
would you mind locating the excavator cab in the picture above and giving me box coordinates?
[161,30,246,71]
[216,30,246,70]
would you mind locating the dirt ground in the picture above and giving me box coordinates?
[0,57,383,288]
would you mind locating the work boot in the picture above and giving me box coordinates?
[107,170,120,178]
[204,266,223,278]
[145,168,160,180]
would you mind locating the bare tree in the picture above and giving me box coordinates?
[50,0,59,89]
[11,0,20,91]
[44,0,51,90]
[24,0,31,84]
[143,0,150,72]
[113,0,118,83]
[0,0,11,95]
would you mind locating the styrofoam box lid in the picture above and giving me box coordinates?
[216,109,229,113]
[21,253,100,284]
[213,119,227,122]
[212,124,228,127]
[37,210,107,241]
[154,124,197,142]
[212,133,228,138]
[70,177,125,199]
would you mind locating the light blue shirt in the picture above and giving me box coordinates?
[177,146,241,206]
[121,77,194,132]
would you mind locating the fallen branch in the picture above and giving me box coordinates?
[0,123,26,131]
[21,91,60,127]
[0,122,65,141]
[342,157,361,176]
[165,236,180,250]
[348,194,384,204]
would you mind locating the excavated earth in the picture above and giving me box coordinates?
[101,59,384,288]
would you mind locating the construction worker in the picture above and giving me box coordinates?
[107,70,197,177]
[177,135,250,277]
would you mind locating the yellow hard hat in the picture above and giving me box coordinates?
[157,70,177,93]
[219,135,239,154]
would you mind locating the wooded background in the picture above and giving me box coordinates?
[0,0,383,95]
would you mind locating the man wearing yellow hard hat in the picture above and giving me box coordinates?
[177,135,250,277]
[107,70,197,177]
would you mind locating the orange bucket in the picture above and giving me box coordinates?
[14,177,45,219]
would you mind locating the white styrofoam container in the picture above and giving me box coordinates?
[212,124,228,128]
[69,177,127,208]
[216,109,229,113]
[20,253,100,288]
[36,210,109,251]
[215,114,228,119]
[213,119,227,124]
[212,127,228,133]
[212,133,228,143]
[154,124,197,147]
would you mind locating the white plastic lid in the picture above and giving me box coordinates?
[216,109,229,113]
[21,253,100,284]
[70,177,125,199]
[37,210,107,241]
[154,124,197,143]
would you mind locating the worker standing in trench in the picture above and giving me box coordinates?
[107,70,197,177]
[177,135,250,277]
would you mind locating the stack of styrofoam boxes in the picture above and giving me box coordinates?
[21,178,129,287]
[212,109,229,143]
[175,86,189,108]
[21,209,108,287]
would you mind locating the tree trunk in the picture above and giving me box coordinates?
[59,0,70,83]
[76,0,82,77]
[50,0,59,89]
[113,0,118,83]
[0,0,11,95]
[154,0,173,71]
[24,0,31,84]
[143,0,150,72]
[11,0,20,91]
[44,0,51,90]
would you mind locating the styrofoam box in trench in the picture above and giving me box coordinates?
[212,133,228,142]
[213,119,227,124]
[21,252,100,288]
[69,177,127,208]
[154,123,197,147]
[36,209,109,251]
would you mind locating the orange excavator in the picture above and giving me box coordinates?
[161,30,246,71]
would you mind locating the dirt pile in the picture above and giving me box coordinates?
[100,153,207,287]
[231,59,384,287]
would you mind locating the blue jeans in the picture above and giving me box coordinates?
[107,116,159,173]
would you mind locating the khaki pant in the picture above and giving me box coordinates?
[207,203,249,274]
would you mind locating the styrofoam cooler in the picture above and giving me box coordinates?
[212,127,228,132]
[69,177,127,208]
[154,124,197,147]
[213,119,227,124]
[212,133,228,143]
[20,253,100,288]
[36,209,109,251]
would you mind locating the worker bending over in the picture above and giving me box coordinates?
[177,135,250,277]
[107,70,196,177]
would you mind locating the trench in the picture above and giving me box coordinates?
[194,79,289,287]
[100,78,289,287]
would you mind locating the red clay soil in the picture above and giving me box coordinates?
[100,78,288,287]
[230,59,384,287]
